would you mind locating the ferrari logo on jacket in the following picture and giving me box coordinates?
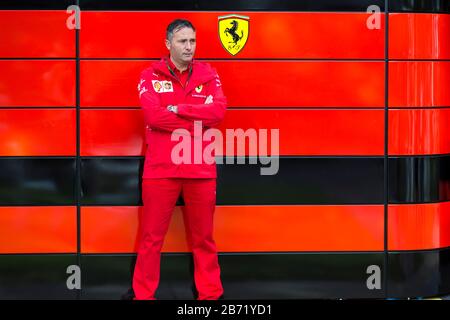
[218,14,249,56]
[195,84,203,93]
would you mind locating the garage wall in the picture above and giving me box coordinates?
[0,0,449,299]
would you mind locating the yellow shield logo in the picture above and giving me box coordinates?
[218,14,249,56]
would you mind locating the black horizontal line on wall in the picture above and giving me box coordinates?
[389,153,450,158]
[389,106,450,109]
[72,106,450,110]
[78,58,386,62]
[388,246,450,254]
[0,253,77,256]
[79,155,387,159]
[227,107,386,110]
[74,106,389,110]
[0,204,78,207]
[0,156,76,159]
[1,106,448,110]
[0,154,448,159]
[79,107,141,110]
[0,107,76,109]
[227,107,450,110]
[78,246,450,255]
[1,200,447,208]
[389,59,450,62]
[79,154,450,158]
[0,58,76,60]
[2,58,450,62]
[80,251,386,257]
[76,203,386,207]
[76,198,450,206]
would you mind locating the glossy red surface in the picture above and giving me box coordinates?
[0,207,77,254]
[0,60,76,107]
[80,12,384,59]
[389,108,450,155]
[81,205,385,253]
[389,13,450,59]
[0,10,75,58]
[389,61,450,107]
[79,109,384,156]
[80,60,384,107]
[0,109,76,156]
[389,202,450,251]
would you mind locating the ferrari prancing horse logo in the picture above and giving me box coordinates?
[218,14,249,56]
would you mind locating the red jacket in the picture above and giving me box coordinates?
[138,57,227,179]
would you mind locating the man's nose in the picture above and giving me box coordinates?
[185,42,192,51]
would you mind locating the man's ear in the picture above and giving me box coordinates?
[165,39,171,51]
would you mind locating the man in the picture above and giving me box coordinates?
[132,19,226,300]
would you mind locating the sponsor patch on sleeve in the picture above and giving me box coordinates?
[162,81,174,92]
[152,80,173,93]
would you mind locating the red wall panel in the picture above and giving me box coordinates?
[0,60,76,107]
[0,207,77,254]
[389,13,450,60]
[80,60,384,107]
[80,109,384,156]
[80,12,384,59]
[80,109,145,156]
[389,61,450,107]
[0,10,75,58]
[80,60,148,107]
[218,109,384,156]
[389,202,450,251]
[0,109,76,156]
[81,205,384,253]
[389,108,450,155]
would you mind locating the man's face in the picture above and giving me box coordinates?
[166,27,196,66]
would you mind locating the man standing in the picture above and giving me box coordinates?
[133,19,226,300]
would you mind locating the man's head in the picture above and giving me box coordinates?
[165,19,196,68]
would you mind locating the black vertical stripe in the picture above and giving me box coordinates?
[384,0,390,298]
[75,0,82,301]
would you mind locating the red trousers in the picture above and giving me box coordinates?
[133,178,224,300]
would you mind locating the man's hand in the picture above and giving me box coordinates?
[167,105,178,114]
